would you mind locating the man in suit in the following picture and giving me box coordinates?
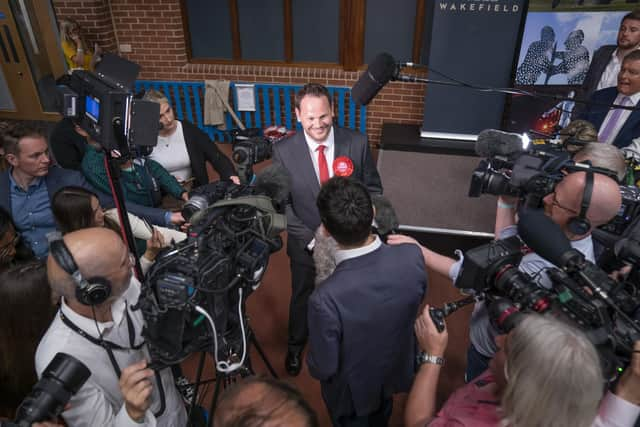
[580,10,640,101]
[0,122,182,259]
[272,83,382,376]
[580,50,640,148]
[307,177,426,426]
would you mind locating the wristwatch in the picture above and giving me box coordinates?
[417,351,445,366]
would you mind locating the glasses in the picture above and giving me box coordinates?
[550,192,578,215]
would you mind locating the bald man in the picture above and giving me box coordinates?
[35,228,187,427]
[389,171,622,382]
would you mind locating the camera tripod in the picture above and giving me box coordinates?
[186,320,278,427]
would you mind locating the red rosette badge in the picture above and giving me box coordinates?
[333,156,354,177]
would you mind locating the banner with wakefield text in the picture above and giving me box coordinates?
[421,0,527,140]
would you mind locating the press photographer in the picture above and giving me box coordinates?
[36,228,188,426]
[389,134,623,380]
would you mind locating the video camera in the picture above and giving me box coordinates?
[136,167,287,372]
[56,53,159,152]
[469,129,618,209]
[452,210,640,380]
[1,353,90,427]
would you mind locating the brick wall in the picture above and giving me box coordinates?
[52,0,426,146]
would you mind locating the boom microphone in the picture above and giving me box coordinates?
[254,163,291,213]
[351,52,398,106]
[372,194,399,237]
[517,209,579,268]
[475,129,526,158]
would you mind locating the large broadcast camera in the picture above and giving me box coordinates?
[471,129,640,243]
[136,163,288,373]
[1,353,90,427]
[469,129,619,209]
[56,52,159,152]
[453,210,640,380]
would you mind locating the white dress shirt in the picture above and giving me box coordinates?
[598,92,640,145]
[303,127,335,184]
[35,277,187,427]
[597,47,640,91]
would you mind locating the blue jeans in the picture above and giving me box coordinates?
[465,344,491,383]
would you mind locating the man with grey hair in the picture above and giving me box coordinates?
[573,142,627,182]
[35,228,187,427]
[405,310,640,427]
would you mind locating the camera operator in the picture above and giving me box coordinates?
[405,310,640,427]
[307,177,426,425]
[390,170,622,381]
[35,228,187,426]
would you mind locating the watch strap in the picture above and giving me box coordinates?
[417,351,445,366]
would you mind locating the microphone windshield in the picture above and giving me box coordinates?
[372,194,399,236]
[517,209,573,267]
[475,129,525,158]
[351,52,397,106]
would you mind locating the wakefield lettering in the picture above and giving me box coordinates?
[439,2,520,12]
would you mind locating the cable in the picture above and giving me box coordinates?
[194,287,247,374]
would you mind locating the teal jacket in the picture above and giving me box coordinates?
[81,145,184,207]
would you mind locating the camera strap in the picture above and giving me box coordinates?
[59,305,144,378]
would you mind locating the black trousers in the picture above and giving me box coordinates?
[287,258,316,353]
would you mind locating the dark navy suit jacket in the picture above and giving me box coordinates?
[579,86,640,148]
[0,166,169,226]
[581,45,616,99]
[307,242,427,418]
[272,127,383,264]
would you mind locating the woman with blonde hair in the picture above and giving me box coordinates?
[59,18,101,71]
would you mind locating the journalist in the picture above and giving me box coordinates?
[307,177,426,425]
[389,170,622,381]
[36,228,187,426]
[405,310,640,427]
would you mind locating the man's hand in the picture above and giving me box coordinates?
[119,360,154,422]
[143,227,166,261]
[230,175,241,185]
[415,304,448,356]
[170,211,185,225]
[615,341,640,405]
[386,234,419,247]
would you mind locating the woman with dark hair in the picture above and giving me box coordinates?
[0,262,57,418]
[51,186,180,274]
[0,207,34,272]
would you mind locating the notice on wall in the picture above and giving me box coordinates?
[235,84,256,112]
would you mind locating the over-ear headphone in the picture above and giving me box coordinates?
[567,170,594,236]
[50,239,111,306]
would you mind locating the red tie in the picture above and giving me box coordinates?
[317,145,329,185]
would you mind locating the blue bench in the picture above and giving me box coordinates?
[134,80,367,142]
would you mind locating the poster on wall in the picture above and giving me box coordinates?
[505,1,637,135]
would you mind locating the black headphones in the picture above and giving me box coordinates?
[50,239,112,306]
[567,170,594,236]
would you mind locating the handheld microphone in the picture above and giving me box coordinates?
[351,52,398,106]
[475,129,526,158]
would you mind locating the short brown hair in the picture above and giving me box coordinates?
[294,83,331,110]
[622,9,640,25]
[2,121,46,155]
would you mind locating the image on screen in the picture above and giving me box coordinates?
[85,96,100,122]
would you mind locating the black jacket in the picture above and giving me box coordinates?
[181,120,236,186]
